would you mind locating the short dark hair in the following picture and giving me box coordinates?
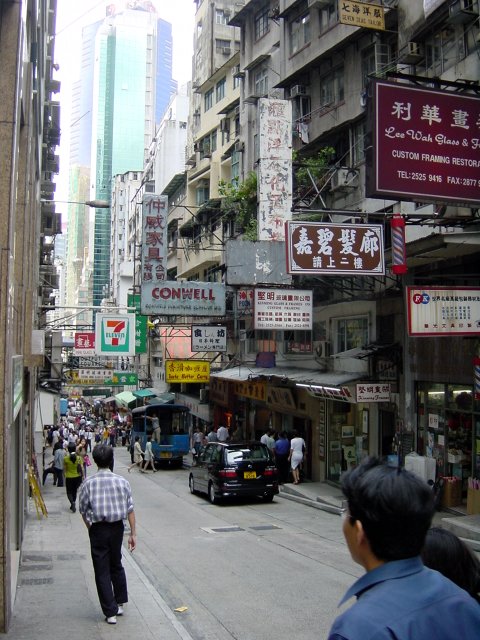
[421,527,480,602]
[92,444,114,469]
[341,457,435,561]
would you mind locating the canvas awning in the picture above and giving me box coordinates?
[209,366,358,388]
[114,391,137,408]
[132,389,157,399]
[146,392,175,405]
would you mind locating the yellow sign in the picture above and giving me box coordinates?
[165,360,210,383]
[339,1,385,30]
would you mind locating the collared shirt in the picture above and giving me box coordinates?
[275,437,290,456]
[78,469,134,526]
[328,557,480,640]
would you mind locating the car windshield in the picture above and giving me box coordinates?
[226,445,269,465]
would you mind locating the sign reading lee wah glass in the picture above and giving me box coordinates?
[367,80,480,205]
[407,286,480,336]
[286,221,384,275]
[254,288,312,330]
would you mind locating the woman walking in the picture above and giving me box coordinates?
[64,443,84,512]
[128,437,144,472]
[143,436,156,472]
[288,430,306,485]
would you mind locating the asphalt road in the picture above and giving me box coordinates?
[119,448,361,640]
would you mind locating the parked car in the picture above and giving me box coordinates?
[189,441,279,504]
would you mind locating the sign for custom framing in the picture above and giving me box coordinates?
[254,288,313,329]
[191,325,227,352]
[286,221,384,275]
[94,314,136,356]
[407,286,480,336]
[257,98,292,241]
[367,80,480,205]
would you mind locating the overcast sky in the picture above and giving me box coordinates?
[54,0,195,202]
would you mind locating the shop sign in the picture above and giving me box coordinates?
[267,387,296,411]
[140,194,168,288]
[165,360,210,383]
[127,293,147,354]
[176,392,211,422]
[367,80,480,205]
[258,98,292,241]
[339,0,385,30]
[210,377,230,406]
[141,281,226,316]
[191,325,227,352]
[233,380,267,402]
[302,384,355,402]
[67,370,138,386]
[254,288,313,330]
[407,286,480,336]
[95,314,136,356]
[74,332,96,356]
[356,383,391,402]
[286,222,384,276]
[237,289,254,312]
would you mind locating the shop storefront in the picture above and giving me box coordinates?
[417,382,480,499]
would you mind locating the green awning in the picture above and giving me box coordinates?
[114,391,137,407]
[146,392,175,405]
[132,389,157,399]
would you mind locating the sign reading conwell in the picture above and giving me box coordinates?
[286,221,384,275]
[367,80,480,205]
[254,288,312,330]
[407,286,480,336]
[141,282,226,316]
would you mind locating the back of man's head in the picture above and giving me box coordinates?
[342,457,435,562]
[92,444,114,469]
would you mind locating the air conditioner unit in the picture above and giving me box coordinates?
[398,41,425,64]
[199,389,209,403]
[314,340,331,358]
[290,84,308,98]
[330,168,359,192]
[448,0,477,24]
[234,141,244,152]
[219,117,230,132]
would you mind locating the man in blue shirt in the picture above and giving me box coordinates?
[328,458,480,640]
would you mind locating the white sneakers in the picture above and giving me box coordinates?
[117,605,124,616]
[105,605,123,624]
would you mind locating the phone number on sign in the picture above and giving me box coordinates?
[396,171,477,186]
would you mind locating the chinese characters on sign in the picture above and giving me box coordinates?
[237,289,254,313]
[165,360,210,383]
[286,221,385,275]
[407,287,480,336]
[368,80,480,204]
[73,332,96,356]
[356,383,391,402]
[233,381,267,402]
[191,325,227,352]
[258,98,292,241]
[127,293,147,354]
[254,288,313,330]
[339,0,385,30]
[68,370,138,387]
[141,194,168,287]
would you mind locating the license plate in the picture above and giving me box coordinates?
[244,471,256,479]
[159,452,172,458]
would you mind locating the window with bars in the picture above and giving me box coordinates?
[289,12,310,55]
[254,6,269,41]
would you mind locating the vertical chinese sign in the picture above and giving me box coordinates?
[140,194,168,309]
[127,293,147,354]
[258,98,292,241]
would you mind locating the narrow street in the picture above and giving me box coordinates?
[120,447,361,640]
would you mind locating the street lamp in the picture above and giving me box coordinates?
[40,199,110,208]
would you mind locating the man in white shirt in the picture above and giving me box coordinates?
[217,424,229,442]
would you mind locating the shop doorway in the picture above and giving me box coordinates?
[379,410,396,458]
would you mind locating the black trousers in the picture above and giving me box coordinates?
[65,475,82,506]
[89,521,128,618]
[275,454,290,483]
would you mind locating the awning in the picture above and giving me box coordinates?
[210,366,358,387]
[102,396,117,404]
[132,389,157,399]
[146,392,175,405]
[114,391,137,408]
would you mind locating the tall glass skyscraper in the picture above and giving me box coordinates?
[65,2,174,311]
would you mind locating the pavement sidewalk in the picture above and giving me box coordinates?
[7,456,195,640]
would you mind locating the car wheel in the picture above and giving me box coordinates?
[208,482,217,504]
[262,494,274,503]
[189,474,197,494]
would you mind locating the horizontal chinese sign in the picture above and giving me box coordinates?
[233,380,267,402]
[407,286,480,336]
[141,281,226,316]
[367,80,480,205]
[191,325,227,352]
[74,332,96,356]
[254,288,313,330]
[67,370,138,386]
[165,360,210,383]
[95,314,136,356]
[286,221,384,275]
[356,383,391,402]
[339,0,385,30]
